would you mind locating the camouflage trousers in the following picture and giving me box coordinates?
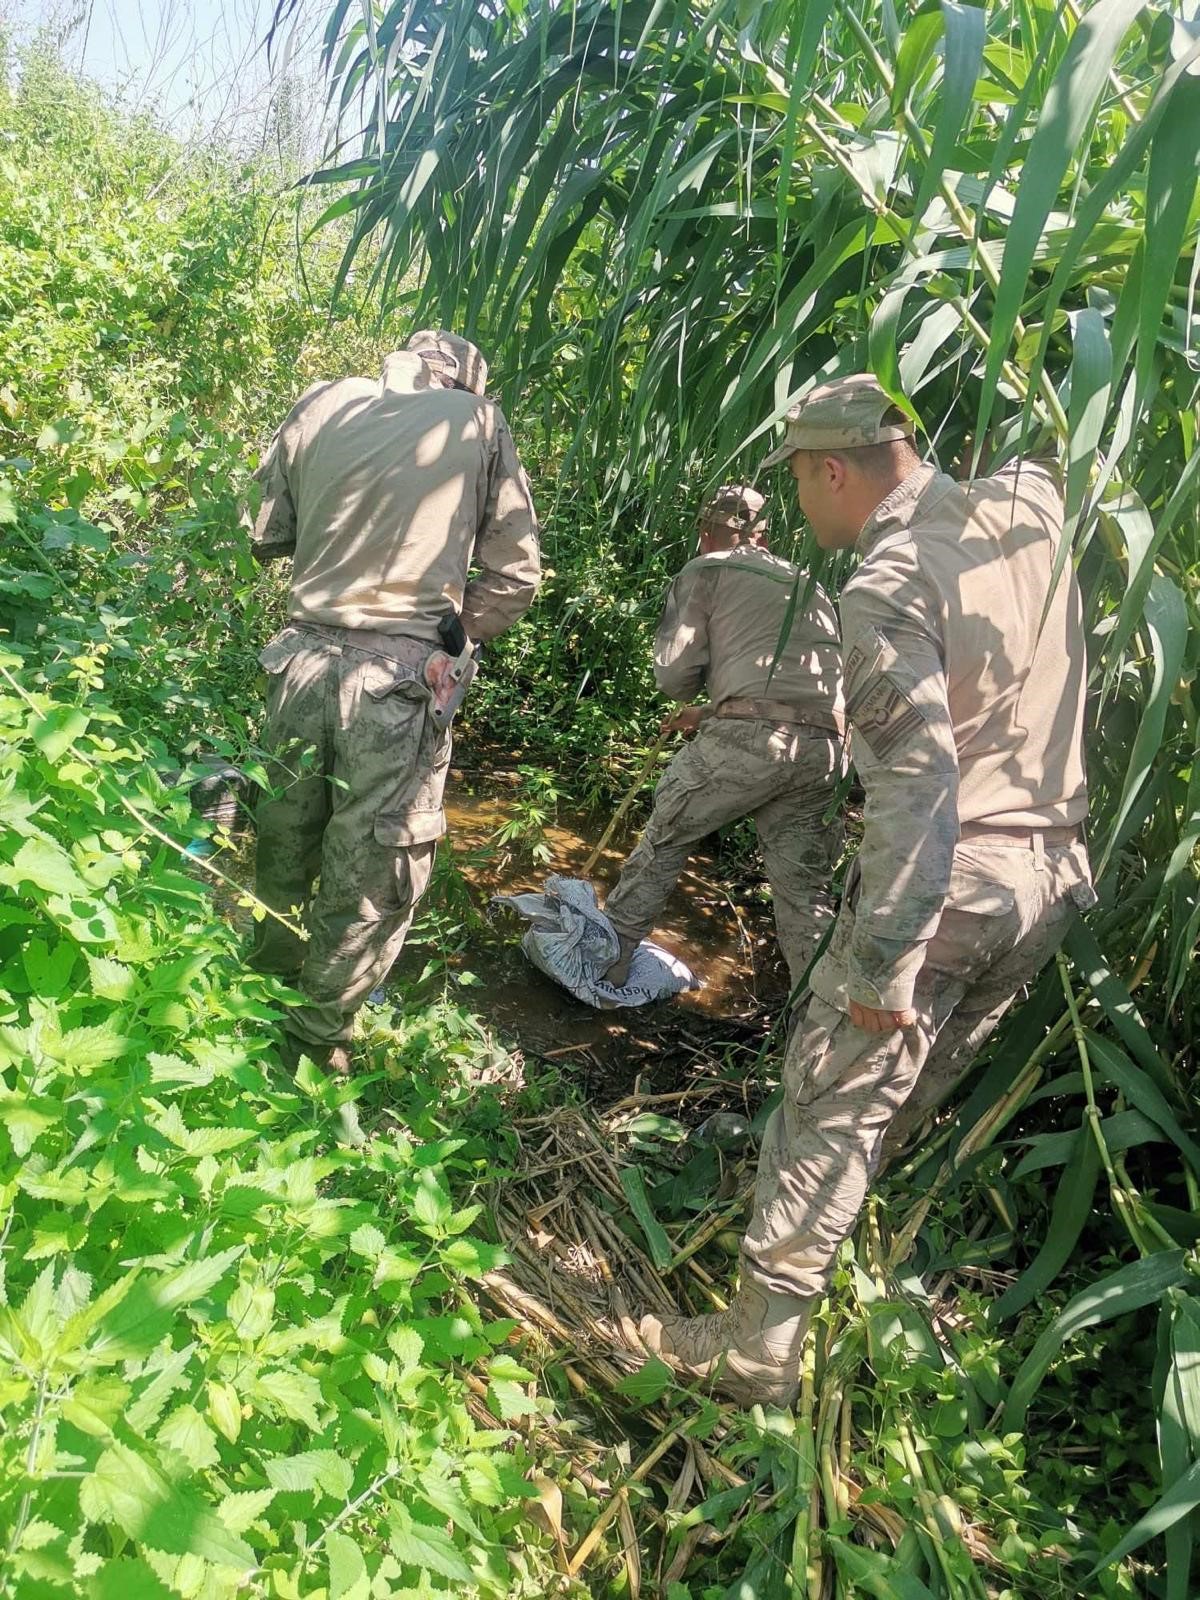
[604,717,843,988]
[249,623,450,1052]
[740,832,1094,1300]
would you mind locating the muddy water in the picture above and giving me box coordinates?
[388,771,790,1067]
[205,768,789,1075]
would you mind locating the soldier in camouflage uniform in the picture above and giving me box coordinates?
[603,485,845,991]
[633,376,1095,1405]
[249,331,541,1072]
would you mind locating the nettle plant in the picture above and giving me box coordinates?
[0,639,552,1596]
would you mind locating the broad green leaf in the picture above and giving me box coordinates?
[207,1380,242,1444]
[614,1356,674,1406]
[385,1325,424,1372]
[989,1122,1100,1324]
[265,1449,353,1498]
[619,1165,673,1270]
[36,417,84,449]
[87,954,136,1002]
[411,1168,453,1234]
[80,1443,255,1570]
[217,1488,276,1535]
[488,1377,540,1421]
[22,937,76,999]
[151,1103,257,1157]
[91,1558,177,1600]
[157,1404,220,1473]
[975,0,1147,450]
[252,1366,324,1429]
[1088,1459,1200,1578]
[85,1250,243,1363]
[0,1092,61,1156]
[52,1019,130,1074]
[487,1352,534,1383]
[327,1530,370,1600]
[440,1236,506,1277]
[388,1506,474,1584]
[1004,1251,1191,1431]
[30,705,89,763]
[419,1467,485,1542]
[155,1246,246,1311]
[226,1281,275,1342]
[61,1374,131,1437]
[125,1345,196,1434]
[349,1222,387,1256]
[8,835,88,898]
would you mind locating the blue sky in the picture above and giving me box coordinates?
[10,0,326,142]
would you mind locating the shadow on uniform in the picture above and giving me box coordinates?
[246,334,541,1081]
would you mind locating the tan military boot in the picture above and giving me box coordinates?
[280,1035,353,1079]
[637,1281,809,1407]
[326,1045,353,1078]
[604,934,641,987]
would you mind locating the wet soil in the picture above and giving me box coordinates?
[386,766,791,1095]
[201,764,792,1102]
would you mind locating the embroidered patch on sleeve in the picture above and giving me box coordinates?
[846,672,925,760]
[844,641,868,682]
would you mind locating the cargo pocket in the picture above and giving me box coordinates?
[366,663,452,848]
[1060,841,1098,912]
[644,739,715,844]
[1069,880,1098,911]
[258,627,305,677]
[375,801,447,848]
[258,627,309,726]
[926,850,1019,981]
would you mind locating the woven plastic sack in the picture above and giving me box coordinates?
[494,874,697,1009]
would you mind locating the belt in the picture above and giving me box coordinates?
[289,619,433,662]
[959,821,1082,848]
[715,698,844,735]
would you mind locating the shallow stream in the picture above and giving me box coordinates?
[387,768,791,1076]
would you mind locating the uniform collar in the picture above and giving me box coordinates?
[856,464,936,553]
[380,352,436,394]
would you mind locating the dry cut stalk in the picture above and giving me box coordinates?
[581,726,672,876]
[567,1428,683,1577]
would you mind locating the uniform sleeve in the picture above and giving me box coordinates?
[653,565,716,703]
[461,417,542,642]
[840,569,959,1012]
[249,429,297,559]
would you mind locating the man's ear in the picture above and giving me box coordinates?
[823,453,848,492]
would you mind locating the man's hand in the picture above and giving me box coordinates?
[848,999,917,1033]
[661,704,708,736]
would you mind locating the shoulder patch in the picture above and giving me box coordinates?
[847,676,925,760]
[845,627,926,760]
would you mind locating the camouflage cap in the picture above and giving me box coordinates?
[761,374,914,469]
[700,483,767,531]
[404,329,489,396]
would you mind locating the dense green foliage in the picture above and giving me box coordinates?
[275,0,1200,1590]
[0,47,562,1600]
[2,7,1200,1597]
